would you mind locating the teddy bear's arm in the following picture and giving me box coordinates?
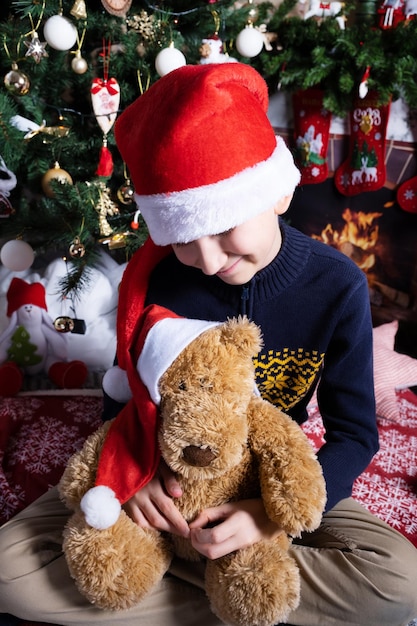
[248,396,327,538]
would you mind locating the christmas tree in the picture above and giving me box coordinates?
[1,0,417,296]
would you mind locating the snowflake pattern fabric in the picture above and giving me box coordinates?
[0,394,102,525]
[303,387,417,547]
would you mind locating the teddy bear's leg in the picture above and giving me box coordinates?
[0,361,23,396]
[63,509,173,610]
[205,537,300,626]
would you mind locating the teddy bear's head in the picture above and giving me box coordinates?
[157,317,262,480]
[83,309,263,530]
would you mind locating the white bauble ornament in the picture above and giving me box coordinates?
[155,45,186,77]
[43,15,78,51]
[71,51,88,74]
[0,240,35,271]
[236,26,264,58]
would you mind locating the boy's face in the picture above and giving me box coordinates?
[171,195,292,286]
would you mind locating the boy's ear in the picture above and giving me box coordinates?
[274,194,293,216]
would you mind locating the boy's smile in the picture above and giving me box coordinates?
[171,196,292,286]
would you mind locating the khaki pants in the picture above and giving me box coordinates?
[0,488,416,626]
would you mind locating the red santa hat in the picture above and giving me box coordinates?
[82,301,220,530]
[6,277,47,317]
[115,63,300,246]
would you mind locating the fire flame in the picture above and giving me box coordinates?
[312,208,382,271]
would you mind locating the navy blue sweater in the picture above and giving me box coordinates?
[144,219,379,512]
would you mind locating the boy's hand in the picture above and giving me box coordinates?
[189,499,283,560]
[123,460,190,538]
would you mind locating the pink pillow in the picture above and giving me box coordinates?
[373,320,417,421]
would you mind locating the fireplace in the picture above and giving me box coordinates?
[280,131,417,324]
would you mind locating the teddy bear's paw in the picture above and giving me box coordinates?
[48,360,88,389]
[0,361,23,396]
[205,539,300,626]
[63,510,173,610]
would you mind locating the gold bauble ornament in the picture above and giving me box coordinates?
[117,179,135,204]
[54,316,75,333]
[4,63,30,96]
[69,236,86,258]
[71,51,88,74]
[41,162,73,198]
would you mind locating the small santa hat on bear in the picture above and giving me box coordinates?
[115,62,300,246]
[82,304,219,530]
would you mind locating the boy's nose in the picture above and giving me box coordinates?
[193,237,226,275]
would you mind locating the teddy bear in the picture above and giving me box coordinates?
[58,305,326,626]
[0,277,88,396]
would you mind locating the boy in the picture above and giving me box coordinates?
[1,63,416,626]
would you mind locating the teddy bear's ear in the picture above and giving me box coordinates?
[220,317,263,356]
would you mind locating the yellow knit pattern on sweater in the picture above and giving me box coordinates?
[254,348,325,410]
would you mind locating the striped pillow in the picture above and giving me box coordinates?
[373,320,417,422]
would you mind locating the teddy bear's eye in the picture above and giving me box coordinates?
[199,378,213,389]
[178,380,187,391]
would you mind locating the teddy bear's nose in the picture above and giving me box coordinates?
[182,445,216,467]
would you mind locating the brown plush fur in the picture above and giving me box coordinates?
[59,317,326,625]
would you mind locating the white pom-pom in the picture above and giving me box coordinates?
[102,365,132,403]
[80,486,121,530]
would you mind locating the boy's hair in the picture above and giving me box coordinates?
[115,63,300,245]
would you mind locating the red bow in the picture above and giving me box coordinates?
[91,77,119,96]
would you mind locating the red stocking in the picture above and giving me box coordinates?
[334,92,391,196]
[397,175,417,213]
[292,88,332,185]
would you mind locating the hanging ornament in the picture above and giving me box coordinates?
[359,65,371,98]
[117,163,135,204]
[24,31,48,64]
[91,40,120,177]
[236,25,264,57]
[304,0,346,28]
[130,208,141,230]
[155,42,186,77]
[99,232,129,250]
[0,154,17,218]
[10,114,70,140]
[70,0,87,20]
[43,14,78,51]
[101,0,132,17]
[54,316,75,333]
[71,49,88,74]
[236,0,264,58]
[0,239,34,271]
[397,175,417,213]
[71,25,88,74]
[69,236,86,258]
[92,181,120,236]
[4,63,30,96]
[41,162,73,198]
[199,34,238,64]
